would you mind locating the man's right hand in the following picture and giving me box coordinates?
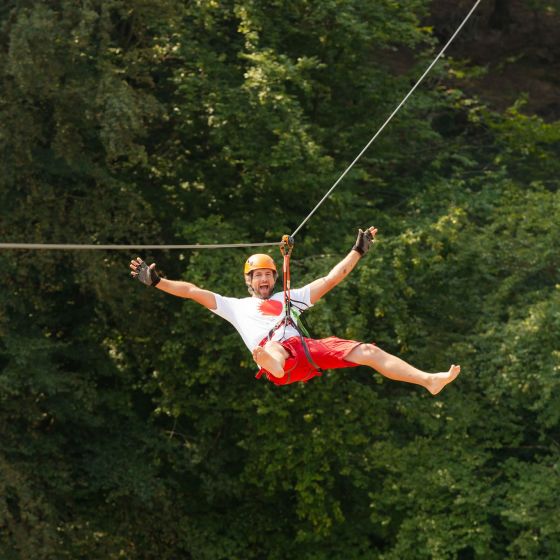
[130,257,161,287]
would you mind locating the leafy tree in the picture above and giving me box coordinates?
[1,0,559,558]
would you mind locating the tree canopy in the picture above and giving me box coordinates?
[1,1,559,558]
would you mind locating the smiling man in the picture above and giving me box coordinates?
[244,254,277,299]
[130,227,460,393]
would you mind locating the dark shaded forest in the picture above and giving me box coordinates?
[1,1,559,558]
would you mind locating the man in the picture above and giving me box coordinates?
[130,227,460,393]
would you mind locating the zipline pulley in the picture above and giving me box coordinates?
[280,234,294,257]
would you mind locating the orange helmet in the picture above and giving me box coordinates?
[244,254,277,275]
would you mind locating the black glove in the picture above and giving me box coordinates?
[135,261,161,287]
[352,228,374,256]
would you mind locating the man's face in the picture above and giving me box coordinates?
[249,269,276,299]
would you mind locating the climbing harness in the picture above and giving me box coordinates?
[255,235,322,383]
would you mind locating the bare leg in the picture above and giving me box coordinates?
[345,343,460,395]
[252,341,289,378]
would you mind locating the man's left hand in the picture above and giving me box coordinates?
[352,226,377,256]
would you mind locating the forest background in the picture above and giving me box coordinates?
[1,1,559,558]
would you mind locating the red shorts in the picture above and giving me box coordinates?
[256,336,364,386]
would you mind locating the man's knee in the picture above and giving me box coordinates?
[360,343,379,359]
[264,340,289,359]
[347,342,379,364]
[264,340,282,352]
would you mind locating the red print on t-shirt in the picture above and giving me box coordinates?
[258,299,283,316]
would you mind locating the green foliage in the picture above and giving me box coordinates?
[1,0,559,558]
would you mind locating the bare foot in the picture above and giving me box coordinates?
[252,347,285,378]
[426,365,461,395]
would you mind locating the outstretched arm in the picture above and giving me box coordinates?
[129,257,217,310]
[306,227,377,305]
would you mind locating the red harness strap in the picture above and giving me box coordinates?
[255,235,322,381]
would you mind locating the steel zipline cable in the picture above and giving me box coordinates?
[0,242,278,251]
[1,0,482,252]
[290,0,482,238]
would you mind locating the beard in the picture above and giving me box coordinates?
[254,284,274,299]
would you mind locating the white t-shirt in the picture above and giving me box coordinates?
[211,286,313,351]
